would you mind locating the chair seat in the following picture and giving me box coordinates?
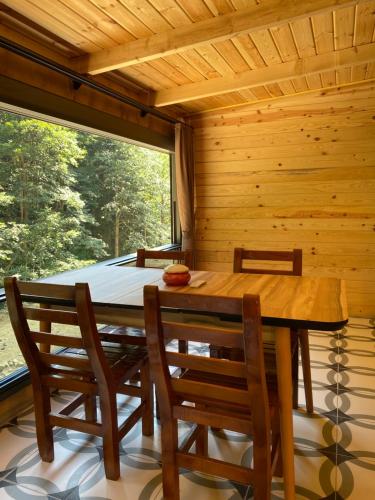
[58,342,148,385]
[99,325,146,345]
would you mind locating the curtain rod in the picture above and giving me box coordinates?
[0,36,187,126]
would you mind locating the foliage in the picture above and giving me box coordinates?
[0,112,171,283]
[76,134,171,257]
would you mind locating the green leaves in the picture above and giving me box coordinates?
[0,111,171,282]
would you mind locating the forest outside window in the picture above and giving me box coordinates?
[0,109,173,382]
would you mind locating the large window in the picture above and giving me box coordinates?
[0,109,173,382]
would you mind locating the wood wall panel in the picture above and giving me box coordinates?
[190,82,375,317]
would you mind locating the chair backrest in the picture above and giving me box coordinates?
[136,248,193,269]
[143,285,270,436]
[233,248,302,276]
[4,277,113,392]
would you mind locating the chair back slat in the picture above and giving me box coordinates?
[17,281,76,300]
[30,331,84,348]
[233,248,302,276]
[136,248,193,269]
[39,351,91,371]
[166,352,247,378]
[158,291,243,315]
[41,374,98,394]
[24,307,79,325]
[171,378,250,406]
[4,277,115,388]
[163,322,243,349]
[144,285,270,425]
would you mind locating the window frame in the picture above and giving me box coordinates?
[0,103,180,398]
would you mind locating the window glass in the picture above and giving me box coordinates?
[0,109,172,381]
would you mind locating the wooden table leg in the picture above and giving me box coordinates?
[275,327,295,500]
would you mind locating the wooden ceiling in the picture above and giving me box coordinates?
[1,0,375,116]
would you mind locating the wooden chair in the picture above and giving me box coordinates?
[4,277,154,480]
[232,248,313,413]
[136,247,193,354]
[143,285,282,500]
[136,248,193,269]
[99,248,194,350]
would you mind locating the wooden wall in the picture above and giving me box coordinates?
[190,81,375,318]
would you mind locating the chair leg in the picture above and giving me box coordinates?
[140,363,154,436]
[253,441,272,500]
[33,384,54,462]
[178,339,187,354]
[160,420,179,500]
[100,393,120,480]
[290,328,299,410]
[299,329,313,413]
[194,404,208,456]
[84,395,97,422]
[271,409,283,478]
[155,395,160,420]
[195,424,208,456]
[291,343,299,410]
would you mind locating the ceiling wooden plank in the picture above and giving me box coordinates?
[120,0,172,33]
[290,17,317,57]
[2,0,102,51]
[250,29,283,65]
[174,0,212,22]
[334,4,356,49]
[270,24,299,62]
[266,83,284,97]
[195,44,235,75]
[0,6,82,59]
[354,0,375,45]
[336,66,352,82]
[247,86,272,100]
[179,49,220,78]
[311,11,335,53]
[321,69,337,85]
[148,0,192,27]
[231,34,266,69]
[366,61,375,76]
[153,42,375,105]
[203,0,234,16]
[163,53,207,82]
[75,0,360,74]
[89,0,152,38]
[60,0,133,45]
[352,62,369,79]
[306,73,324,88]
[212,39,250,72]
[278,80,297,94]
[291,76,309,92]
[147,58,194,85]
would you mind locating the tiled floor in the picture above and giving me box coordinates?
[0,318,374,499]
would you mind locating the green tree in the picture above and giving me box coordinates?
[0,113,106,281]
[76,134,171,258]
[0,111,171,282]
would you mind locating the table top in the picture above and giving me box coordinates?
[40,264,348,331]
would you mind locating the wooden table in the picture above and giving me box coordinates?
[41,264,348,499]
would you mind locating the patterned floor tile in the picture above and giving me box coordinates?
[294,454,336,499]
[0,317,373,499]
[336,457,375,499]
